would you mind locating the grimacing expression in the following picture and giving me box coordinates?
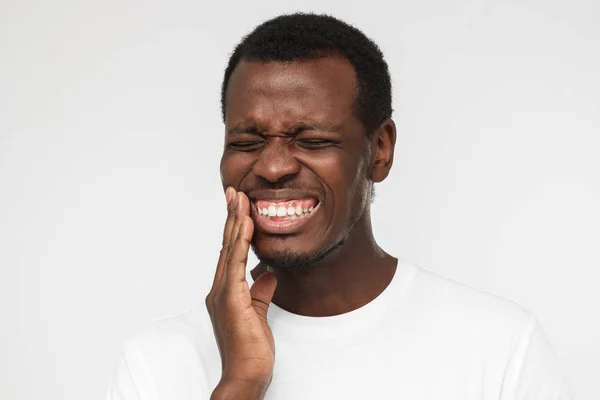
[220,57,374,269]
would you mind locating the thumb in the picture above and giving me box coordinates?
[249,272,278,320]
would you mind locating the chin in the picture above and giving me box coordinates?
[250,236,346,271]
[253,249,318,270]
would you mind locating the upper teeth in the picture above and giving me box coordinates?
[258,205,315,217]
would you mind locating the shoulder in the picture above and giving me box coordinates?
[122,305,216,366]
[108,306,219,399]
[393,261,572,398]
[397,260,535,350]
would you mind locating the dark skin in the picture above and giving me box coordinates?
[207,56,397,398]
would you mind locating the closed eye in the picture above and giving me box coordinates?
[228,141,263,151]
[296,139,334,149]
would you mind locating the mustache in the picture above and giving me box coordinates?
[240,180,324,195]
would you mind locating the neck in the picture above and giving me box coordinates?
[251,213,397,317]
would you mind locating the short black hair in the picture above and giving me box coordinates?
[220,13,393,134]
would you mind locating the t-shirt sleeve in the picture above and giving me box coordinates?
[500,316,573,400]
[105,341,155,400]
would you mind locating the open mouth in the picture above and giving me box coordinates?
[253,198,319,219]
[250,198,321,233]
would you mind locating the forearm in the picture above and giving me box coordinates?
[210,379,270,400]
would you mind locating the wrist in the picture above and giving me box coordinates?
[210,378,271,400]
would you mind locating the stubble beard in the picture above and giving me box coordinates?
[250,198,366,272]
[250,234,348,272]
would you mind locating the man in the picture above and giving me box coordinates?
[106,13,571,399]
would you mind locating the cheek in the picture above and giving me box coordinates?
[220,152,252,184]
[335,155,370,222]
[300,149,357,181]
[300,151,365,214]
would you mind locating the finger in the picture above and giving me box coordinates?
[250,272,278,322]
[213,187,237,287]
[226,191,249,262]
[222,191,246,284]
[225,191,242,260]
[222,188,239,251]
[226,214,254,285]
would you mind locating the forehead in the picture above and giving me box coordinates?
[225,57,358,129]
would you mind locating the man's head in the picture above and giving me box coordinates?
[221,13,392,135]
[219,13,396,270]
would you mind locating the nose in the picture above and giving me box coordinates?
[252,137,300,183]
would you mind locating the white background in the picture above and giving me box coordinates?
[1,0,598,399]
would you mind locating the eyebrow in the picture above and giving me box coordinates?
[227,121,341,135]
[227,125,262,135]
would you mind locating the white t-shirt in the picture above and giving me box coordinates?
[106,260,572,399]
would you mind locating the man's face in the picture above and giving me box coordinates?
[220,57,372,269]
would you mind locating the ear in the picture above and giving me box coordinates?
[369,118,396,183]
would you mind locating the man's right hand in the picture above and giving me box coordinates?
[205,187,278,398]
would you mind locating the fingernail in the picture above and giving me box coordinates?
[225,187,232,204]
